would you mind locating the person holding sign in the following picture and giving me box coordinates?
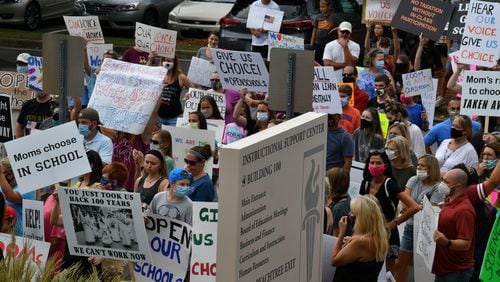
[310,0,342,64]
[323,21,360,70]
[233,88,272,135]
[196,31,219,62]
[133,150,169,206]
[248,0,281,59]
[207,72,240,123]
[411,34,444,77]
[184,145,215,202]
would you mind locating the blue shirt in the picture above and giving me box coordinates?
[326,127,354,170]
[407,103,425,129]
[84,131,113,164]
[424,118,482,147]
[189,174,215,202]
[4,186,36,236]
[357,68,390,99]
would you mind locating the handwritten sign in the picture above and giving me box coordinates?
[0,71,37,110]
[212,49,269,92]
[182,88,226,119]
[458,0,500,67]
[313,67,342,114]
[87,58,167,134]
[402,69,433,97]
[460,71,500,117]
[87,43,114,68]
[415,197,438,271]
[135,215,191,282]
[27,56,43,92]
[191,202,218,282]
[479,215,500,282]
[135,23,177,58]
[0,94,13,143]
[420,79,438,128]
[187,56,217,88]
[267,32,304,60]
[364,0,401,24]
[391,0,454,41]
[4,122,90,194]
[63,16,104,44]
[23,199,45,241]
[246,5,284,32]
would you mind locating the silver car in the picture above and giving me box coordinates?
[80,0,183,30]
[0,0,75,30]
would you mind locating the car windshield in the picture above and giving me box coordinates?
[230,0,306,19]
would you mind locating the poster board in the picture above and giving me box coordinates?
[23,199,45,241]
[246,5,284,32]
[87,43,114,68]
[217,112,326,281]
[135,23,177,58]
[4,121,90,194]
[63,16,104,44]
[402,68,434,97]
[415,197,438,271]
[58,187,151,262]
[0,71,37,110]
[460,71,500,117]
[87,58,167,134]
[27,56,43,92]
[312,67,342,114]
[413,212,436,281]
[267,32,304,60]
[479,215,500,282]
[420,78,438,128]
[191,202,218,282]
[176,118,225,147]
[446,1,470,42]
[187,57,217,88]
[363,0,401,24]
[182,88,226,120]
[0,94,13,143]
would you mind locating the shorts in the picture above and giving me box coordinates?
[400,224,414,252]
[387,244,400,259]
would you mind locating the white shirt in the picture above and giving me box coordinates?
[322,39,360,64]
[435,139,478,173]
[250,0,281,46]
[407,123,426,158]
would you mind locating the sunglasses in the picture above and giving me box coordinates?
[342,73,354,77]
[150,140,160,145]
[340,30,351,34]
[184,158,198,166]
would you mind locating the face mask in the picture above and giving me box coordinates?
[400,95,413,106]
[340,97,349,107]
[375,60,385,69]
[388,133,396,139]
[16,65,28,73]
[256,112,269,122]
[376,88,385,96]
[485,159,497,170]
[438,181,451,196]
[150,143,160,151]
[79,124,91,137]
[368,164,386,177]
[416,170,428,180]
[381,48,390,55]
[210,80,222,90]
[36,91,48,99]
[201,109,213,118]
[450,128,464,139]
[163,61,174,70]
[175,186,191,197]
[101,178,117,190]
[188,122,199,129]
[449,111,459,120]
[360,119,373,129]
[395,63,408,74]
[342,77,356,83]
[385,149,397,160]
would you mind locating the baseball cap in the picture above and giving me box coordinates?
[16,53,31,64]
[339,22,352,33]
[4,206,16,220]
[169,168,193,183]
[79,107,101,124]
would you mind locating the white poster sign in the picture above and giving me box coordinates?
[27,56,43,92]
[246,6,284,32]
[313,67,342,114]
[183,88,226,119]
[163,125,215,178]
[364,0,401,23]
[63,16,104,44]
[402,68,434,97]
[448,50,465,85]
[176,118,225,147]
[58,187,151,262]
[348,161,365,200]
[23,199,45,241]
[191,202,218,282]
[134,215,192,282]
[458,0,500,67]
[187,57,217,87]
[415,196,438,272]
[87,43,114,68]
[413,212,436,282]
[460,71,500,117]
[212,49,269,92]
[268,32,304,60]
[88,58,167,134]
[420,78,438,128]
[4,122,90,194]
[217,112,327,281]
[135,23,177,58]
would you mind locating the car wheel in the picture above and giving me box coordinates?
[24,2,41,30]
[143,9,159,27]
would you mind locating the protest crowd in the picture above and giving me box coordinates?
[0,0,499,281]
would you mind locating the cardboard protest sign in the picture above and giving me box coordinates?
[348,161,364,200]
[187,57,217,88]
[176,118,225,147]
[267,32,304,60]
[458,0,500,67]
[391,0,454,42]
[23,199,45,241]
[420,79,438,128]
[163,125,215,178]
[0,94,13,143]
[212,49,269,92]
[58,187,151,262]
[0,233,50,279]
[246,6,284,32]
[135,23,177,58]
[87,43,114,68]
[217,112,326,281]
[413,212,436,282]
[415,197,438,271]
[4,122,90,194]
[134,215,192,282]
[460,71,500,117]
[87,58,166,134]
[313,67,342,114]
[0,71,37,110]
[479,215,499,282]
[402,69,433,97]
[182,88,226,120]
[191,202,218,282]
[63,16,104,44]
[27,56,43,92]
[363,0,401,24]
[446,1,470,42]
[448,50,466,86]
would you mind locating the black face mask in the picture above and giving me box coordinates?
[450,128,464,139]
[360,119,373,129]
[342,76,356,83]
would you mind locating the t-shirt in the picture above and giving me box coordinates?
[323,39,360,65]
[366,98,386,112]
[313,13,342,45]
[196,47,211,61]
[339,106,360,135]
[326,127,354,170]
[4,186,36,236]
[224,90,241,124]
[189,174,215,202]
[330,196,353,236]
[43,194,66,260]
[435,139,479,173]
[353,87,370,112]
[250,0,281,46]
[84,131,113,164]
[392,166,416,193]
[112,135,150,191]
[407,123,426,158]
[405,176,443,226]
[158,78,183,119]
[353,129,385,163]
[148,191,193,226]
[424,118,482,147]
[406,103,425,129]
[17,98,55,135]
[121,47,149,65]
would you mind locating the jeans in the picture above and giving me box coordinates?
[435,267,474,282]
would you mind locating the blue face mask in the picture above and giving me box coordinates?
[175,186,191,197]
[79,124,91,137]
[101,178,117,190]
[17,65,28,74]
[485,159,497,170]
[375,60,385,69]
[388,133,396,139]
[340,97,349,107]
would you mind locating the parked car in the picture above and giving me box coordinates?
[168,0,237,35]
[0,0,75,30]
[78,0,183,30]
